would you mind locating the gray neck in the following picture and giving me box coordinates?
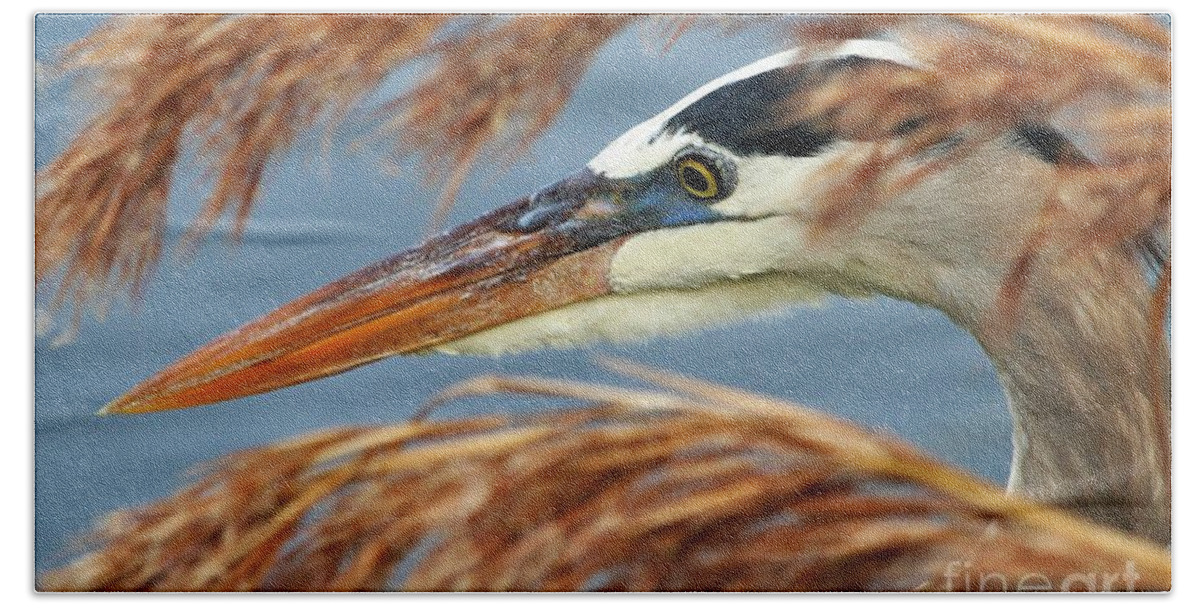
[971,250,1169,545]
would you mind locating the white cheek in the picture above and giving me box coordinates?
[609,217,806,292]
[429,274,824,356]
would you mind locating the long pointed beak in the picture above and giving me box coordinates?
[103,174,632,414]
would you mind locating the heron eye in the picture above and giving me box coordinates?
[676,156,721,200]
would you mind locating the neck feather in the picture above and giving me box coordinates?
[969,248,1169,544]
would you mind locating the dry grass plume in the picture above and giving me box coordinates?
[41,363,1170,591]
[35,14,633,334]
[783,14,1169,317]
[35,14,1169,346]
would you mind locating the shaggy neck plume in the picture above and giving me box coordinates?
[971,249,1169,545]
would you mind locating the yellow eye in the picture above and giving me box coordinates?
[676,157,720,199]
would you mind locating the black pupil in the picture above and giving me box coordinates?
[681,164,713,194]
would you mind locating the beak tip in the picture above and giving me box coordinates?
[96,399,125,416]
[98,392,150,416]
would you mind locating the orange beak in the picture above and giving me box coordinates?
[101,173,634,415]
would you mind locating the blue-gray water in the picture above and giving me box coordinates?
[34,15,1011,574]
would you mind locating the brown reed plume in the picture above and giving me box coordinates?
[380,14,634,230]
[42,363,1170,592]
[35,14,633,335]
[783,14,1169,320]
[36,14,1169,340]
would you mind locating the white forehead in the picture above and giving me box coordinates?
[587,39,923,179]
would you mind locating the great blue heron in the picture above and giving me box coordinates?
[98,38,1169,545]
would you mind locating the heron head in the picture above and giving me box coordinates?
[104,40,1064,414]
